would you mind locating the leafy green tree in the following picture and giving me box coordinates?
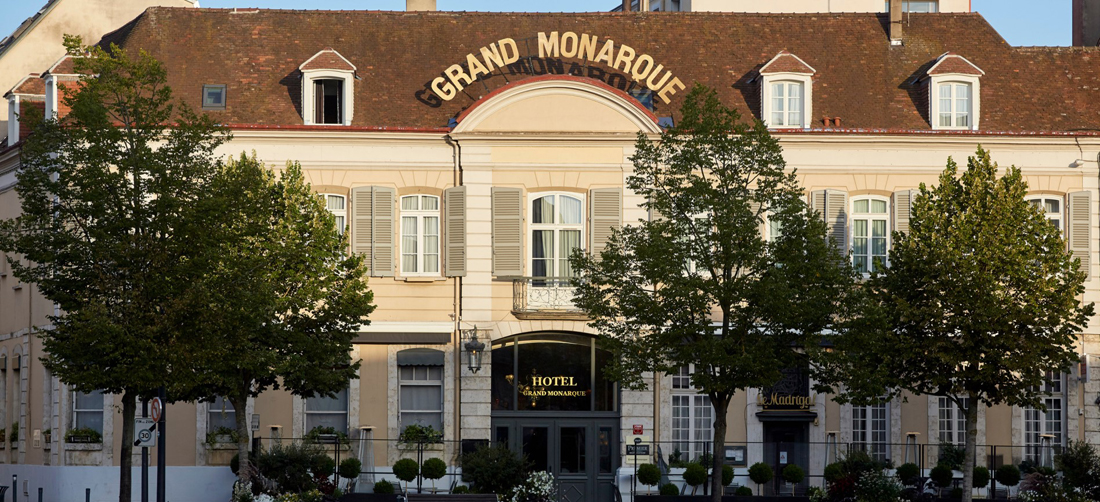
[816,147,1094,502]
[570,84,857,502]
[181,154,374,483]
[0,37,227,502]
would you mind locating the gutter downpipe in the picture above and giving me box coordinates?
[444,134,463,446]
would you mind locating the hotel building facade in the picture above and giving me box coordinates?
[2,2,1100,500]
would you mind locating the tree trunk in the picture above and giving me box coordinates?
[711,394,731,502]
[119,391,135,502]
[232,394,251,485]
[961,394,979,502]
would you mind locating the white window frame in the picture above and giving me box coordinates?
[300,68,355,126]
[929,75,981,131]
[72,390,105,434]
[1024,372,1065,463]
[207,396,236,434]
[851,196,891,274]
[527,192,585,280]
[398,364,445,432]
[853,402,890,462]
[1026,195,1064,235]
[938,396,969,445]
[760,71,813,130]
[400,194,441,276]
[671,364,713,463]
[305,387,350,435]
[323,193,347,235]
[885,0,939,12]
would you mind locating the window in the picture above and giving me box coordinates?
[202,85,226,110]
[305,388,348,434]
[73,390,104,434]
[672,365,713,462]
[399,364,444,432]
[938,397,969,445]
[1028,197,1063,232]
[853,403,889,462]
[1025,372,1065,462]
[324,194,347,235]
[886,0,939,12]
[937,83,971,129]
[313,79,343,124]
[852,197,889,273]
[769,81,804,128]
[400,195,440,275]
[530,194,584,279]
[208,396,236,432]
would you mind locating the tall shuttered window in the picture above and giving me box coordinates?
[853,403,889,462]
[324,194,346,235]
[852,197,889,273]
[938,397,969,446]
[1027,196,1063,232]
[671,365,713,463]
[401,195,440,275]
[530,194,584,280]
[1025,372,1065,463]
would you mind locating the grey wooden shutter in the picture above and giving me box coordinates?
[351,187,373,259]
[492,187,524,277]
[589,188,622,259]
[371,187,395,277]
[893,189,917,235]
[444,186,467,277]
[812,189,848,252]
[1068,191,1091,277]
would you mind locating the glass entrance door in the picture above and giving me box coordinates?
[493,418,619,502]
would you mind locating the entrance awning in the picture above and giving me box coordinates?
[756,411,818,422]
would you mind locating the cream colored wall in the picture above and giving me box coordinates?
[681,0,969,12]
[0,0,196,133]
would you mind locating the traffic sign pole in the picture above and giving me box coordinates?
[142,398,149,502]
[157,387,166,502]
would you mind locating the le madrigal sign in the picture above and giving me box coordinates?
[431,31,686,104]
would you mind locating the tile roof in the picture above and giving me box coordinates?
[760,51,816,75]
[44,55,80,76]
[94,8,1100,133]
[300,49,356,72]
[927,52,985,76]
[5,74,45,97]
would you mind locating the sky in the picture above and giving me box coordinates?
[0,0,1074,48]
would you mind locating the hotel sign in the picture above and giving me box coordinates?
[521,375,589,398]
[430,31,685,104]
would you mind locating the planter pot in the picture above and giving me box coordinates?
[66,435,99,444]
[339,494,400,502]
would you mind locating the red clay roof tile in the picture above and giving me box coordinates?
[300,49,356,72]
[5,74,44,97]
[760,52,816,75]
[927,53,985,76]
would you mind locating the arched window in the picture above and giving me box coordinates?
[1027,195,1063,232]
[851,196,890,273]
[322,194,346,235]
[529,193,584,280]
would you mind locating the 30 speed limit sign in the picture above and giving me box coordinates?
[135,417,156,447]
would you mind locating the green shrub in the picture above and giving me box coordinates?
[452,485,470,494]
[338,458,362,480]
[735,486,753,496]
[722,464,734,486]
[950,487,964,498]
[460,443,529,495]
[749,462,773,495]
[668,449,688,468]
[1056,440,1100,499]
[823,462,844,484]
[421,457,447,480]
[255,441,327,493]
[393,458,419,482]
[373,480,395,494]
[398,423,443,444]
[930,464,954,488]
[938,442,965,470]
[659,483,680,496]
[996,464,1021,487]
[637,463,661,488]
[304,426,350,446]
[64,427,102,444]
[9,423,17,443]
[896,463,920,486]
[312,454,336,477]
[683,463,707,488]
[972,466,990,488]
[782,464,805,484]
[205,425,242,445]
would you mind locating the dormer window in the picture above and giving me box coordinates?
[759,51,815,130]
[924,53,984,131]
[299,49,356,126]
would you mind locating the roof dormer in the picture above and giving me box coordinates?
[759,51,816,130]
[4,73,45,147]
[42,55,84,120]
[299,49,356,126]
[922,52,984,131]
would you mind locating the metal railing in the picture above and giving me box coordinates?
[512,277,583,313]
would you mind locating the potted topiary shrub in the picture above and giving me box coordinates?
[930,464,954,496]
[735,486,753,497]
[393,458,419,494]
[896,462,920,487]
[722,464,734,490]
[421,457,447,493]
[781,464,805,496]
[339,457,362,493]
[683,463,707,495]
[659,483,680,496]
[972,465,990,497]
[995,464,1021,498]
[374,479,395,494]
[459,443,528,496]
[637,463,661,495]
[749,462,773,496]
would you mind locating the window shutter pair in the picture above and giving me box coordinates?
[811,189,849,252]
[351,186,468,277]
[1068,191,1091,277]
[491,187,623,276]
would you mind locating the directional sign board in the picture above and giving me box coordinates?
[135,418,156,447]
[625,444,650,456]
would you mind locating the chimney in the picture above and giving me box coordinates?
[406,0,436,11]
[622,0,631,12]
[889,0,904,45]
[1074,0,1100,46]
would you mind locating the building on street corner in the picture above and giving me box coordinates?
[1,0,1100,500]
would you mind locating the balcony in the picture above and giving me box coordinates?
[511,277,586,320]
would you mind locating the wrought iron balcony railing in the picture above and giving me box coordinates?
[511,277,584,315]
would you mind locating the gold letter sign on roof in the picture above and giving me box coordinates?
[430,31,684,104]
